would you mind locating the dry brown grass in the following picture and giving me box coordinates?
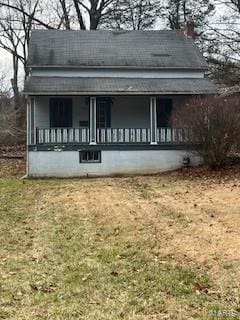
[51,170,240,316]
[0,161,240,319]
[54,173,240,277]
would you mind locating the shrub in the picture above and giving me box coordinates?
[172,95,240,168]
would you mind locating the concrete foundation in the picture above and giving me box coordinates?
[28,150,200,177]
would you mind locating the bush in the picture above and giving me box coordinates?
[172,95,240,168]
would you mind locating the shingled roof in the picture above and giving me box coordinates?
[24,77,215,95]
[28,30,208,70]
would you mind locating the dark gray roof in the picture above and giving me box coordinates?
[28,30,207,70]
[24,77,216,95]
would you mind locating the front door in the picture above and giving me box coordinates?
[96,98,111,128]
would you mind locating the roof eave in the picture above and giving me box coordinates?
[27,65,208,71]
[24,90,216,96]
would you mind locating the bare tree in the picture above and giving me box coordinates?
[205,0,240,62]
[58,0,72,29]
[162,0,215,31]
[0,0,43,128]
[100,0,162,30]
[200,0,240,85]
[40,0,117,30]
[0,71,24,143]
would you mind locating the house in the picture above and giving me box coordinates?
[24,29,215,177]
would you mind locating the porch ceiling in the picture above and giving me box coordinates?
[24,77,216,95]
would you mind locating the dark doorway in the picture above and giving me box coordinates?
[156,98,173,127]
[96,98,111,128]
[50,98,72,128]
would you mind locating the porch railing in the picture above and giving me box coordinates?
[156,128,191,144]
[97,128,151,144]
[36,128,89,144]
[35,127,191,145]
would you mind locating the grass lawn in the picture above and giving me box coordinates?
[0,159,240,319]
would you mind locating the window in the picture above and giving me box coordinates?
[156,98,173,127]
[80,151,101,163]
[50,98,72,128]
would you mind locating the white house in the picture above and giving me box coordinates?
[24,29,216,177]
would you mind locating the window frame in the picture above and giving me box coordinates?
[79,150,101,164]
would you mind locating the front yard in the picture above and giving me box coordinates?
[0,159,240,319]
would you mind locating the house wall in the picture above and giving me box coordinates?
[28,149,201,177]
[111,96,150,128]
[34,95,188,129]
[35,96,89,128]
[31,68,205,79]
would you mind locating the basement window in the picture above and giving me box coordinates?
[79,151,101,163]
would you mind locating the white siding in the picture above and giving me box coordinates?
[35,97,49,127]
[72,97,88,127]
[111,96,150,128]
[31,68,205,79]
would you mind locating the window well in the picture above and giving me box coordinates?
[79,151,101,163]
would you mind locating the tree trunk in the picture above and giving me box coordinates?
[11,55,24,129]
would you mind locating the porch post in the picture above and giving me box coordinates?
[89,97,97,144]
[150,96,157,144]
[31,97,36,145]
[27,98,30,145]
[27,97,36,145]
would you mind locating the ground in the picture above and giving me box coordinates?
[0,159,240,320]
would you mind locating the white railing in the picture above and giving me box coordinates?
[36,128,89,144]
[35,127,191,145]
[157,127,191,144]
[97,128,151,144]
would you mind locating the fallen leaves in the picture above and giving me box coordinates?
[0,144,25,158]
[81,274,91,282]
[30,283,57,293]
[194,283,220,297]
[89,300,100,305]
[194,282,209,295]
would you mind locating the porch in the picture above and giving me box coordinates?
[28,95,190,146]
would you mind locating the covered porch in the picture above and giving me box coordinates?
[28,95,190,146]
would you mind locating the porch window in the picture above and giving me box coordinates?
[96,98,111,128]
[50,98,72,128]
[156,98,173,127]
[79,151,101,163]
